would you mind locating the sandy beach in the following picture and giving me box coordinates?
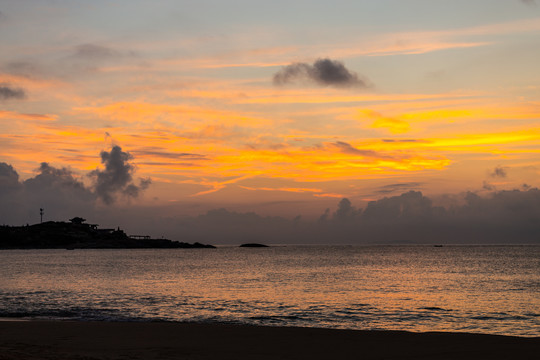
[0,321,538,360]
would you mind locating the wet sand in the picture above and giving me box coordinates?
[0,321,538,360]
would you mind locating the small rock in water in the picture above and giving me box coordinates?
[239,243,269,248]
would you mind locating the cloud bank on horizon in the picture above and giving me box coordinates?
[1,156,539,244]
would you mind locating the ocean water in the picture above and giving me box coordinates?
[0,245,538,336]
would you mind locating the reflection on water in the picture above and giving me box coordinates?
[1,246,538,336]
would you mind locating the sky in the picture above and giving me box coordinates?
[1,0,539,244]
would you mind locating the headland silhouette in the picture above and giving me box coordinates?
[0,217,215,249]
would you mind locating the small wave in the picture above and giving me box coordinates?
[419,307,453,312]
[0,307,147,322]
[471,315,527,321]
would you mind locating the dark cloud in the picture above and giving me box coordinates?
[170,189,540,244]
[333,198,360,221]
[122,178,152,198]
[491,166,507,178]
[73,44,117,59]
[318,208,330,223]
[23,163,96,208]
[273,58,368,88]
[89,146,150,204]
[0,146,151,225]
[317,189,540,244]
[139,178,152,190]
[362,191,441,222]
[0,162,21,193]
[0,162,96,224]
[0,85,26,100]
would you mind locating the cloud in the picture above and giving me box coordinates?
[333,198,360,221]
[483,181,495,191]
[71,44,138,64]
[376,182,423,194]
[273,58,368,88]
[382,139,426,143]
[166,189,540,245]
[1,149,539,244]
[1,158,539,244]
[331,141,386,158]
[89,145,150,204]
[3,61,43,78]
[73,44,118,59]
[520,0,536,6]
[362,110,410,134]
[0,146,151,225]
[0,161,96,224]
[362,191,441,222]
[24,163,94,202]
[316,189,540,244]
[0,162,21,193]
[132,148,208,160]
[0,85,26,100]
[491,166,507,178]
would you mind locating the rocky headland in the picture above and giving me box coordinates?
[0,217,215,249]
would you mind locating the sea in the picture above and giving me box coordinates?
[1,245,538,336]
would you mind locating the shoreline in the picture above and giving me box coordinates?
[1,320,538,359]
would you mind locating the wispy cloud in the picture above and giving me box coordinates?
[375,182,423,194]
[326,17,540,59]
[73,44,118,59]
[361,110,410,134]
[330,141,388,158]
[0,110,55,121]
[191,174,257,196]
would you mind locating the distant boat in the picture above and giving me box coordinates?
[239,243,269,248]
[434,245,443,247]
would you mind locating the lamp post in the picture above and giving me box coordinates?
[40,208,44,223]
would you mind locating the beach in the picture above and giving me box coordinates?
[0,321,538,360]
